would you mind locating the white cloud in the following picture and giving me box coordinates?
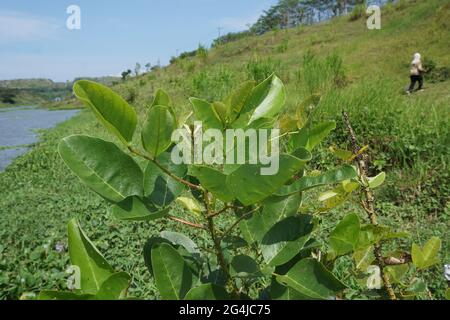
[0,11,60,43]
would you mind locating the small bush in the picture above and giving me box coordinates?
[349,4,366,21]
[246,57,281,83]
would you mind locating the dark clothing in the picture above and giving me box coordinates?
[409,75,423,92]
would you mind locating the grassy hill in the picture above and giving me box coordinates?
[0,0,448,300]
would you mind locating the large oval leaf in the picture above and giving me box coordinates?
[329,213,361,256]
[67,219,114,294]
[239,193,303,244]
[144,152,187,207]
[73,80,137,144]
[227,151,310,206]
[95,272,131,300]
[275,165,357,196]
[151,243,193,300]
[245,74,286,125]
[59,135,143,203]
[185,284,230,300]
[189,166,234,202]
[290,121,336,151]
[276,258,346,300]
[151,89,172,107]
[109,196,169,221]
[190,97,223,130]
[141,105,176,158]
[261,215,314,266]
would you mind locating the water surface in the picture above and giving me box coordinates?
[0,106,78,171]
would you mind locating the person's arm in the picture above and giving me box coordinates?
[418,63,426,73]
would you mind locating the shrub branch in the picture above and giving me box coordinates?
[342,111,397,301]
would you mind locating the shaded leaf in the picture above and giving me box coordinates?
[185,283,230,300]
[276,258,346,300]
[151,243,193,300]
[110,196,169,221]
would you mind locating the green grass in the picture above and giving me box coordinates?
[0,0,448,299]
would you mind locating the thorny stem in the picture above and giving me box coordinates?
[342,111,397,301]
[128,146,202,191]
[203,192,239,297]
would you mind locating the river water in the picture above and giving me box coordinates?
[0,106,79,171]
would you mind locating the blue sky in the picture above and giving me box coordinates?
[0,0,276,82]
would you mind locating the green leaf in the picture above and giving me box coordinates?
[143,237,172,276]
[144,152,187,207]
[445,288,450,300]
[59,135,143,203]
[411,237,441,270]
[152,89,172,107]
[291,121,336,151]
[67,219,114,294]
[243,74,286,125]
[276,258,346,300]
[261,215,314,266]
[185,284,230,300]
[329,213,360,256]
[329,147,353,161]
[73,80,137,144]
[38,291,94,300]
[353,246,374,271]
[160,231,201,258]
[239,193,303,244]
[225,80,256,117]
[212,101,228,123]
[151,243,193,300]
[141,105,176,157]
[385,265,409,284]
[95,272,131,300]
[176,197,202,216]
[230,255,262,278]
[367,172,386,189]
[110,196,169,221]
[270,280,310,300]
[190,97,223,130]
[227,151,311,206]
[189,166,234,202]
[356,225,409,250]
[275,165,357,196]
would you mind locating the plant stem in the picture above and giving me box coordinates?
[167,215,207,230]
[128,146,202,190]
[342,111,397,301]
[203,192,239,297]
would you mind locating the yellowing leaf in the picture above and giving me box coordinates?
[412,237,441,270]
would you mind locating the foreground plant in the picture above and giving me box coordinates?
[39,74,441,300]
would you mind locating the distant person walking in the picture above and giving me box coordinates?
[407,53,425,94]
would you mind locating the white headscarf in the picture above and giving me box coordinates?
[412,53,421,64]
